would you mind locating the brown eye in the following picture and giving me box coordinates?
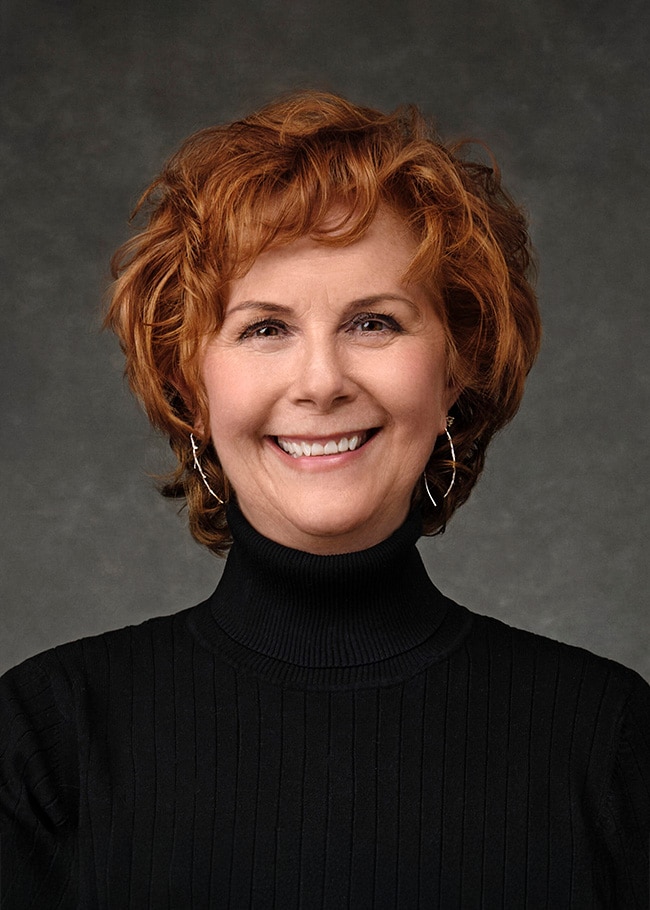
[239,319,288,341]
[349,312,403,335]
[360,318,385,332]
[256,324,280,337]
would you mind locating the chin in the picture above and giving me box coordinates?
[277,500,402,553]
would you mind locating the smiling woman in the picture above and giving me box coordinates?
[1,92,648,907]
[201,209,454,553]
[106,91,541,556]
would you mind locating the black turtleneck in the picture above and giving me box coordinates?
[1,506,649,908]
[194,504,470,688]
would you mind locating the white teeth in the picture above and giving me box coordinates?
[277,433,369,458]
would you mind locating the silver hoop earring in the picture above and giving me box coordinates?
[423,425,456,509]
[190,433,224,504]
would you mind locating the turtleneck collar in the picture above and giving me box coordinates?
[191,504,471,687]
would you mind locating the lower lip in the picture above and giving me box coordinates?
[266,433,379,470]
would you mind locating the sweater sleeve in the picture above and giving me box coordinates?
[0,654,79,909]
[598,670,650,908]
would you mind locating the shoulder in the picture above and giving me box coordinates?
[0,602,209,824]
[0,601,212,745]
[467,610,650,807]
[467,608,649,700]
[462,609,649,772]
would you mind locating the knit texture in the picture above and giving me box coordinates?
[1,506,649,908]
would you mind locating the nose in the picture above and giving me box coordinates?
[290,336,355,411]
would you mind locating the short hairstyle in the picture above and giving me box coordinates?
[106,90,541,555]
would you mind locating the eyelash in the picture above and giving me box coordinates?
[237,319,288,341]
[347,312,403,334]
[236,311,404,342]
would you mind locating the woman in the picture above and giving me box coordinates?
[1,92,648,907]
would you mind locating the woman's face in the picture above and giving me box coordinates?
[201,208,455,554]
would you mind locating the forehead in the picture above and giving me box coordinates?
[228,208,418,300]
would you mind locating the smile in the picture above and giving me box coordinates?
[276,431,375,458]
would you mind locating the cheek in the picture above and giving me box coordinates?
[389,352,448,430]
[203,359,272,451]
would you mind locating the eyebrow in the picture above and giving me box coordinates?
[225,294,419,318]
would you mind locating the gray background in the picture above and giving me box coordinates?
[1,0,648,678]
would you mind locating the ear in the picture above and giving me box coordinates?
[442,383,461,422]
[172,374,205,436]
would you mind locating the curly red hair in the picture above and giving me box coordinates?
[106,91,541,554]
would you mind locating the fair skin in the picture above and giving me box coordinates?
[200,208,456,554]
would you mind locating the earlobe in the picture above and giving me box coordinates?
[173,375,204,435]
[435,387,459,437]
[444,383,460,414]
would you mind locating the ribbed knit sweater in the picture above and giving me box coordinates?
[1,506,649,908]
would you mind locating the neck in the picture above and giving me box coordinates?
[208,503,454,669]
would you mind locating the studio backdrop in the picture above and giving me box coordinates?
[1,0,648,678]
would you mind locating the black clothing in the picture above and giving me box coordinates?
[1,506,649,908]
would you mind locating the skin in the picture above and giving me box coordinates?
[200,208,456,554]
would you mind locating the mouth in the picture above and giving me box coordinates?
[274,429,379,458]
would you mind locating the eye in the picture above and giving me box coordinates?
[238,319,289,341]
[348,312,403,335]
